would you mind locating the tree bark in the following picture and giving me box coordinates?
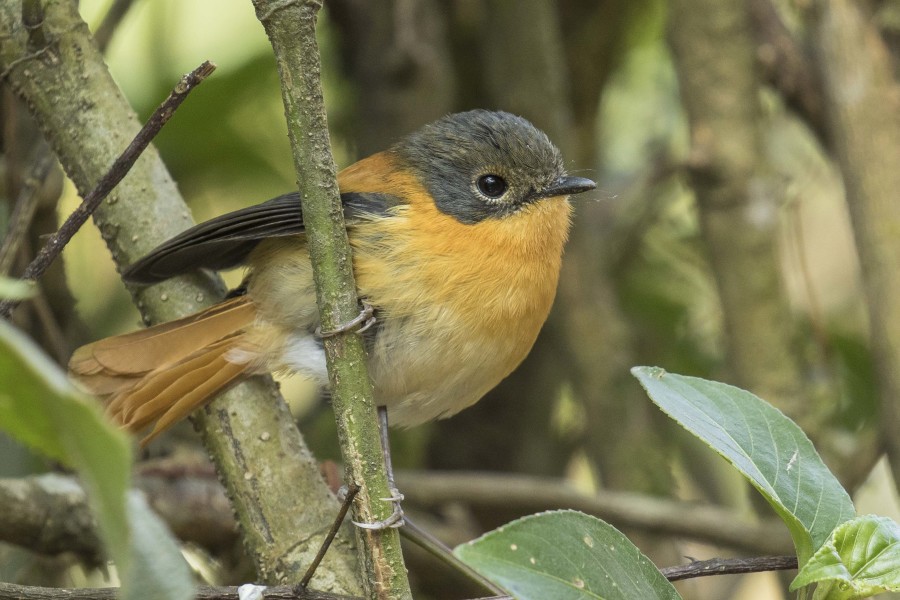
[668,0,804,417]
[810,0,900,489]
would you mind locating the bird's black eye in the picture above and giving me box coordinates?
[476,174,508,198]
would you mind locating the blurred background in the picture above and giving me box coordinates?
[3,0,900,598]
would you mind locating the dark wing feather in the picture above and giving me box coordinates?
[123,192,399,285]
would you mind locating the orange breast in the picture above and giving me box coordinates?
[338,153,572,424]
[234,152,572,425]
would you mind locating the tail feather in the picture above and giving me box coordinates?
[76,373,138,396]
[119,335,248,445]
[144,348,247,443]
[70,296,255,377]
[108,334,241,425]
[69,297,257,445]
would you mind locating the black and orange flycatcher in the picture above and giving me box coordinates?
[69,110,596,444]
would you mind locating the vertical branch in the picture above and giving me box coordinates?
[667,0,880,491]
[0,0,360,591]
[810,0,900,488]
[668,1,805,416]
[249,1,412,598]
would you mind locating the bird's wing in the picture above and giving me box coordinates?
[123,191,399,285]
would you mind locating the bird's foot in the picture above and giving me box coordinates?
[316,300,376,338]
[352,488,405,530]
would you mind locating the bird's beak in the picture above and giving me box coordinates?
[531,176,596,201]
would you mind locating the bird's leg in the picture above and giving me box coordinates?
[353,405,405,530]
[378,405,403,505]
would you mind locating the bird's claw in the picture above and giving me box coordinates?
[316,300,376,338]
[352,488,405,530]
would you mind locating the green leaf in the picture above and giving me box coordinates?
[791,515,900,599]
[0,276,34,300]
[454,510,682,600]
[0,319,130,482]
[631,367,855,564]
[123,493,196,600]
[0,321,194,600]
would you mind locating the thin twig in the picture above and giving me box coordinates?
[0,144,55,275]
[661,555,798,581]
[29,287,70,364]
[0,60,216,319]
[298,484,360,589]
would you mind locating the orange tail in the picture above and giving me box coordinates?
[69,296,257,444]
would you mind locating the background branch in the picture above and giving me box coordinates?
[810,0,900,492]
[747,0,829,147]
[0,474,104,565]
[0,142,54,275]
[0,469,794,562]
[668,0,804,424]
[92,0,137,53]
[398,471,794,556]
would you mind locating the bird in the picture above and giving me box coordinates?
[69,110,596,445]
